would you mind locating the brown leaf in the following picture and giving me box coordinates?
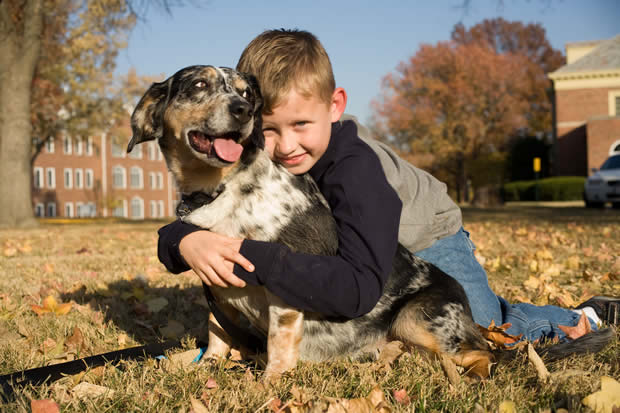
[393,389,411,405]
[558,312,591,340]
[377,340,407,367]
[478,321,523,349]
[205,377,218,389]
[31,399,60,413]
[65,327,84,353]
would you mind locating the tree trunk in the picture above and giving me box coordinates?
[0,0,44,228]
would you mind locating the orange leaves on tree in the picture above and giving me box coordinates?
[31,295,72,316]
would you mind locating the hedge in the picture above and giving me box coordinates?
[503,177,586,201]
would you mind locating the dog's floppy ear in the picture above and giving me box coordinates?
[127,78,171,153]
[244,73,265,150]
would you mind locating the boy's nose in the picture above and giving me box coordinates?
[276,132,297,155]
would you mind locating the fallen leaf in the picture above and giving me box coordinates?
[159,320,185,339]
[205,377,218,389]
[72,382,115,399]
[190,397,210,413]
[377,340,407,367]
[582,376,620,413]
[393,389,411,405]
[3,247,17,257]
[65,327,85,353]
[478,321,523,349]
[527,343,549,382]
[31,399,60,413]
[498,400,517,413]
[558,312,591,340]
[146,297,168,313]
[31,295,72,316]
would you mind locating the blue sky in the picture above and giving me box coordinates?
[116,0,620,124]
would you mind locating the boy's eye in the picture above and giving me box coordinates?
[296,121,307,127]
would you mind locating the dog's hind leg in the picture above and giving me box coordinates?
[203,305,238,361]
[390,272,495,378]
[263,291,304,382]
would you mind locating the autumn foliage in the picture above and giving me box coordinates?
[372,19,565,202]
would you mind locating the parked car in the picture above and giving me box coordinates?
[584,154,620,208]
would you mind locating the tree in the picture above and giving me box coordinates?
[372,41,533,202]
[0,0,178,228]
[451,18,565,135]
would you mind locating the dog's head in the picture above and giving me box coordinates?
[128,65,263,169]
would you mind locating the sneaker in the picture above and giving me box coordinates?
[575,296,620,325]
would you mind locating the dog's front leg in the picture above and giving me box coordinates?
[263,291,304,382]
[203,303,239,361]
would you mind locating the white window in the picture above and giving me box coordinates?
[87,202,96,217]
[75,168,83,189]
[75,137,83,155]
[156,146,163,161]
[85,169,94,189]
[33,167,44,189]
[150,200,157,218]
[130,197,144,219]
[149,172,156,189]
[63,136,72,155]
[157,172,164,189]
[111,141,125,158]
[129,144,143,159]
[86,137,93,156]
[130,166,143,189]
[64,168,73,189]
[46,137,55,153]
[148,143,156,160]
[76,202,84,217]
[64,202,74,218]
[158,200,164,218]
[46,167,56,189]
[112,166,126,189]
[112,200,126,217]
[35,203,44,217]
[46,203,56,217]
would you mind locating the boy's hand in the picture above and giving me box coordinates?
[179,230,254,288]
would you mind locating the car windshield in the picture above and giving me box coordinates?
[600,155,620,170]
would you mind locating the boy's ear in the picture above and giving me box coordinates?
[244,73,265,150]
[329,87,347,123]
[127,78,172,153]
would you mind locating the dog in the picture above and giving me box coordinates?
[127,65,613,381]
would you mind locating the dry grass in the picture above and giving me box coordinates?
[0,207,618,412]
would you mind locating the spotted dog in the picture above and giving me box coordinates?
[128,65,613,380]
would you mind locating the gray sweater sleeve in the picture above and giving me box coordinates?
[340,114,462,252]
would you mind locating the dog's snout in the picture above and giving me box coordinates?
[229,99,252,123]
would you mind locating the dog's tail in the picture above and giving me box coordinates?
[536,327,615,362]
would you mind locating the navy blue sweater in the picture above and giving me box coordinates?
[157,120,402,318]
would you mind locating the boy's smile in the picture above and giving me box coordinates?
[262,87,346,175]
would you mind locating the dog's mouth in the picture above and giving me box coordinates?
[188,130,243,163]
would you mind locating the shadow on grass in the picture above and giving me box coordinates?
[60,279,210,346]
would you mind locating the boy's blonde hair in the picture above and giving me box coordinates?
[236,29,335,114]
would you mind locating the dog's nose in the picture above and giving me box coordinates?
[229,99,252,123]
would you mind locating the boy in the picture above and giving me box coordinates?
[158,29,618,342]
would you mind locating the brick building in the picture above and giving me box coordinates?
[32,130,178,219]
[548,34,620,176]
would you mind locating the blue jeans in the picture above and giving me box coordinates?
[414,228,594,342]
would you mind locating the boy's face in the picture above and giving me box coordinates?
[262,87,346,175]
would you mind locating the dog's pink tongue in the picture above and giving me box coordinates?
[213,138,243,162]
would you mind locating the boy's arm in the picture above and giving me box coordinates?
[157,220,202,273]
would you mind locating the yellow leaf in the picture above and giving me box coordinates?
[498,400,517,413]
[582,376,620,413]
[566,256,581,270]
[3,247,17,257]
[536,249,553,261]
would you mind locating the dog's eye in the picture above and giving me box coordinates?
[194,81,208,89]
[241,89,250,99]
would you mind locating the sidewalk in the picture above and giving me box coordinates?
[504,201,585,208]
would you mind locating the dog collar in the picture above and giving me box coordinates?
[176,188,223,218]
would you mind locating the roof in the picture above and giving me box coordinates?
[554,34,620,75]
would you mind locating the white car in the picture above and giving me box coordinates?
[584,154,620,208]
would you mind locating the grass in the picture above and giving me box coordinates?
[0,207,618,412]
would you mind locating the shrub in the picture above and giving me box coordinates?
[503,177,585,201]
